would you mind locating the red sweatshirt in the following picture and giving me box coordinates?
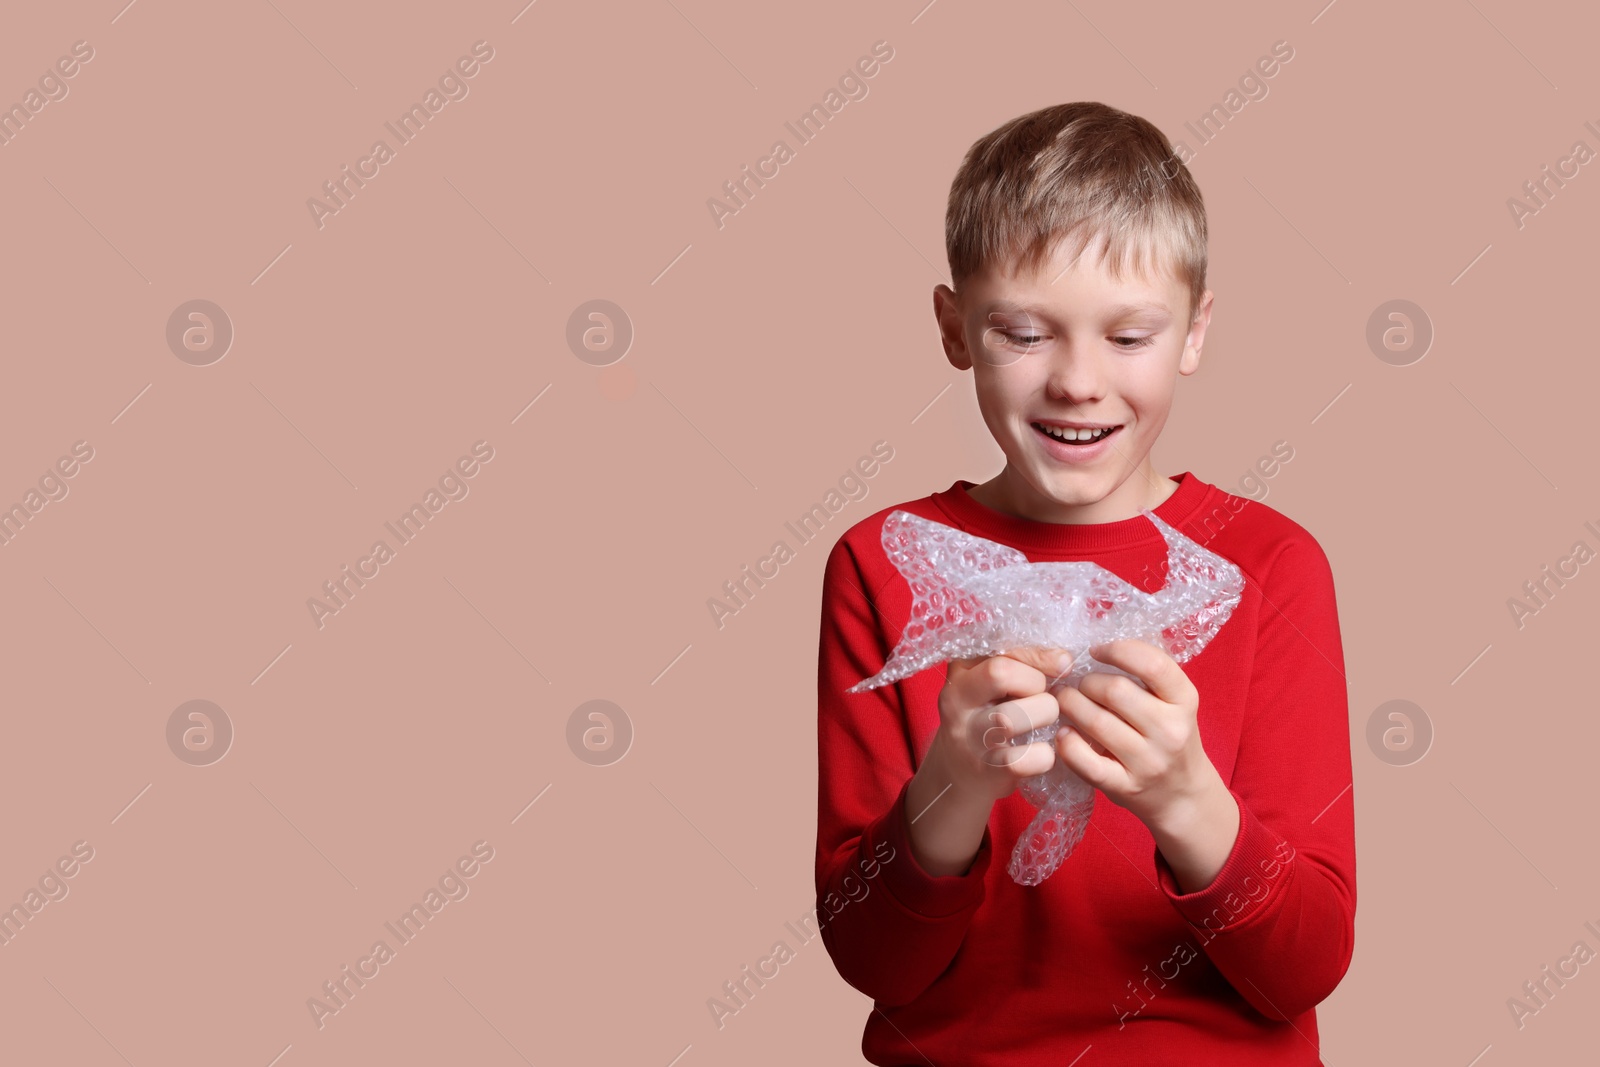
[814,471,1355,1065]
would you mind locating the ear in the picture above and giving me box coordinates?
[1179,289,1213,376]
[933,284,973,371]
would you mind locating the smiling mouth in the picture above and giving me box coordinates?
[1031,422,1122,445]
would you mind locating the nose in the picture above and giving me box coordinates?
[1044,339,1107,407]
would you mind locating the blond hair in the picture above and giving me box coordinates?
[944,102,1207,320]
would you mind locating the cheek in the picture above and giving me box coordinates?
[1121,365,1178,415]
[974,367,1034,414]
[974,385,1023,441]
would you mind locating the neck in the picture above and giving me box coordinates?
[971,462,1178,525]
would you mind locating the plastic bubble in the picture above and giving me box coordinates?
[848,508,1245,885]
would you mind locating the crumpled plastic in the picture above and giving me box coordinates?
[847,506,1245,886]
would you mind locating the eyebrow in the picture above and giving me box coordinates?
[1104,302,1172,319]
[982,300,1172,320]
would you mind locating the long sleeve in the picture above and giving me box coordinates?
[814,537,996,1006]
[1150,534,1357,1020]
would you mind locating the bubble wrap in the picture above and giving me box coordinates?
[847,507,1245,886]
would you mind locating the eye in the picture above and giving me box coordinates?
[1006,331,1047,349]
[1112,335,1157,349]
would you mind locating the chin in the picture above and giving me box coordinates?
[1030,467,1108,503]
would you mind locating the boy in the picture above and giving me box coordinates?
[814,102,1355,1064]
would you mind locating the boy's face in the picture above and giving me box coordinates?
[933,233,1212,524]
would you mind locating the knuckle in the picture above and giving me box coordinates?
[992,700,1028,734]
[1104,674,1138,703]
[985,742,1024,767]
[979,657,1014,692]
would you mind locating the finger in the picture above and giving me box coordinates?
[979,696,1060,763]
[959,648,1075,706]
[1055,724,1122,790]
[984,738,1056,777]
[981,692,1062,748]
[1075,667,1164,739]
[1085,639,1192,708]
[1057,684,1144,764]
[1061,720,1109,757]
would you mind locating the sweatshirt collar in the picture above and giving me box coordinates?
[930,471,1213,554]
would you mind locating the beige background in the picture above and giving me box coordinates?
[0,0,1594,1063]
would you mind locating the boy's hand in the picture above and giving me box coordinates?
[933,647,1076,804]
[1052,638,1227,832]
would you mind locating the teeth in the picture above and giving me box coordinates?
[1037,423,1114,442]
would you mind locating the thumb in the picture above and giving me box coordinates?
[948,653,990,673]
